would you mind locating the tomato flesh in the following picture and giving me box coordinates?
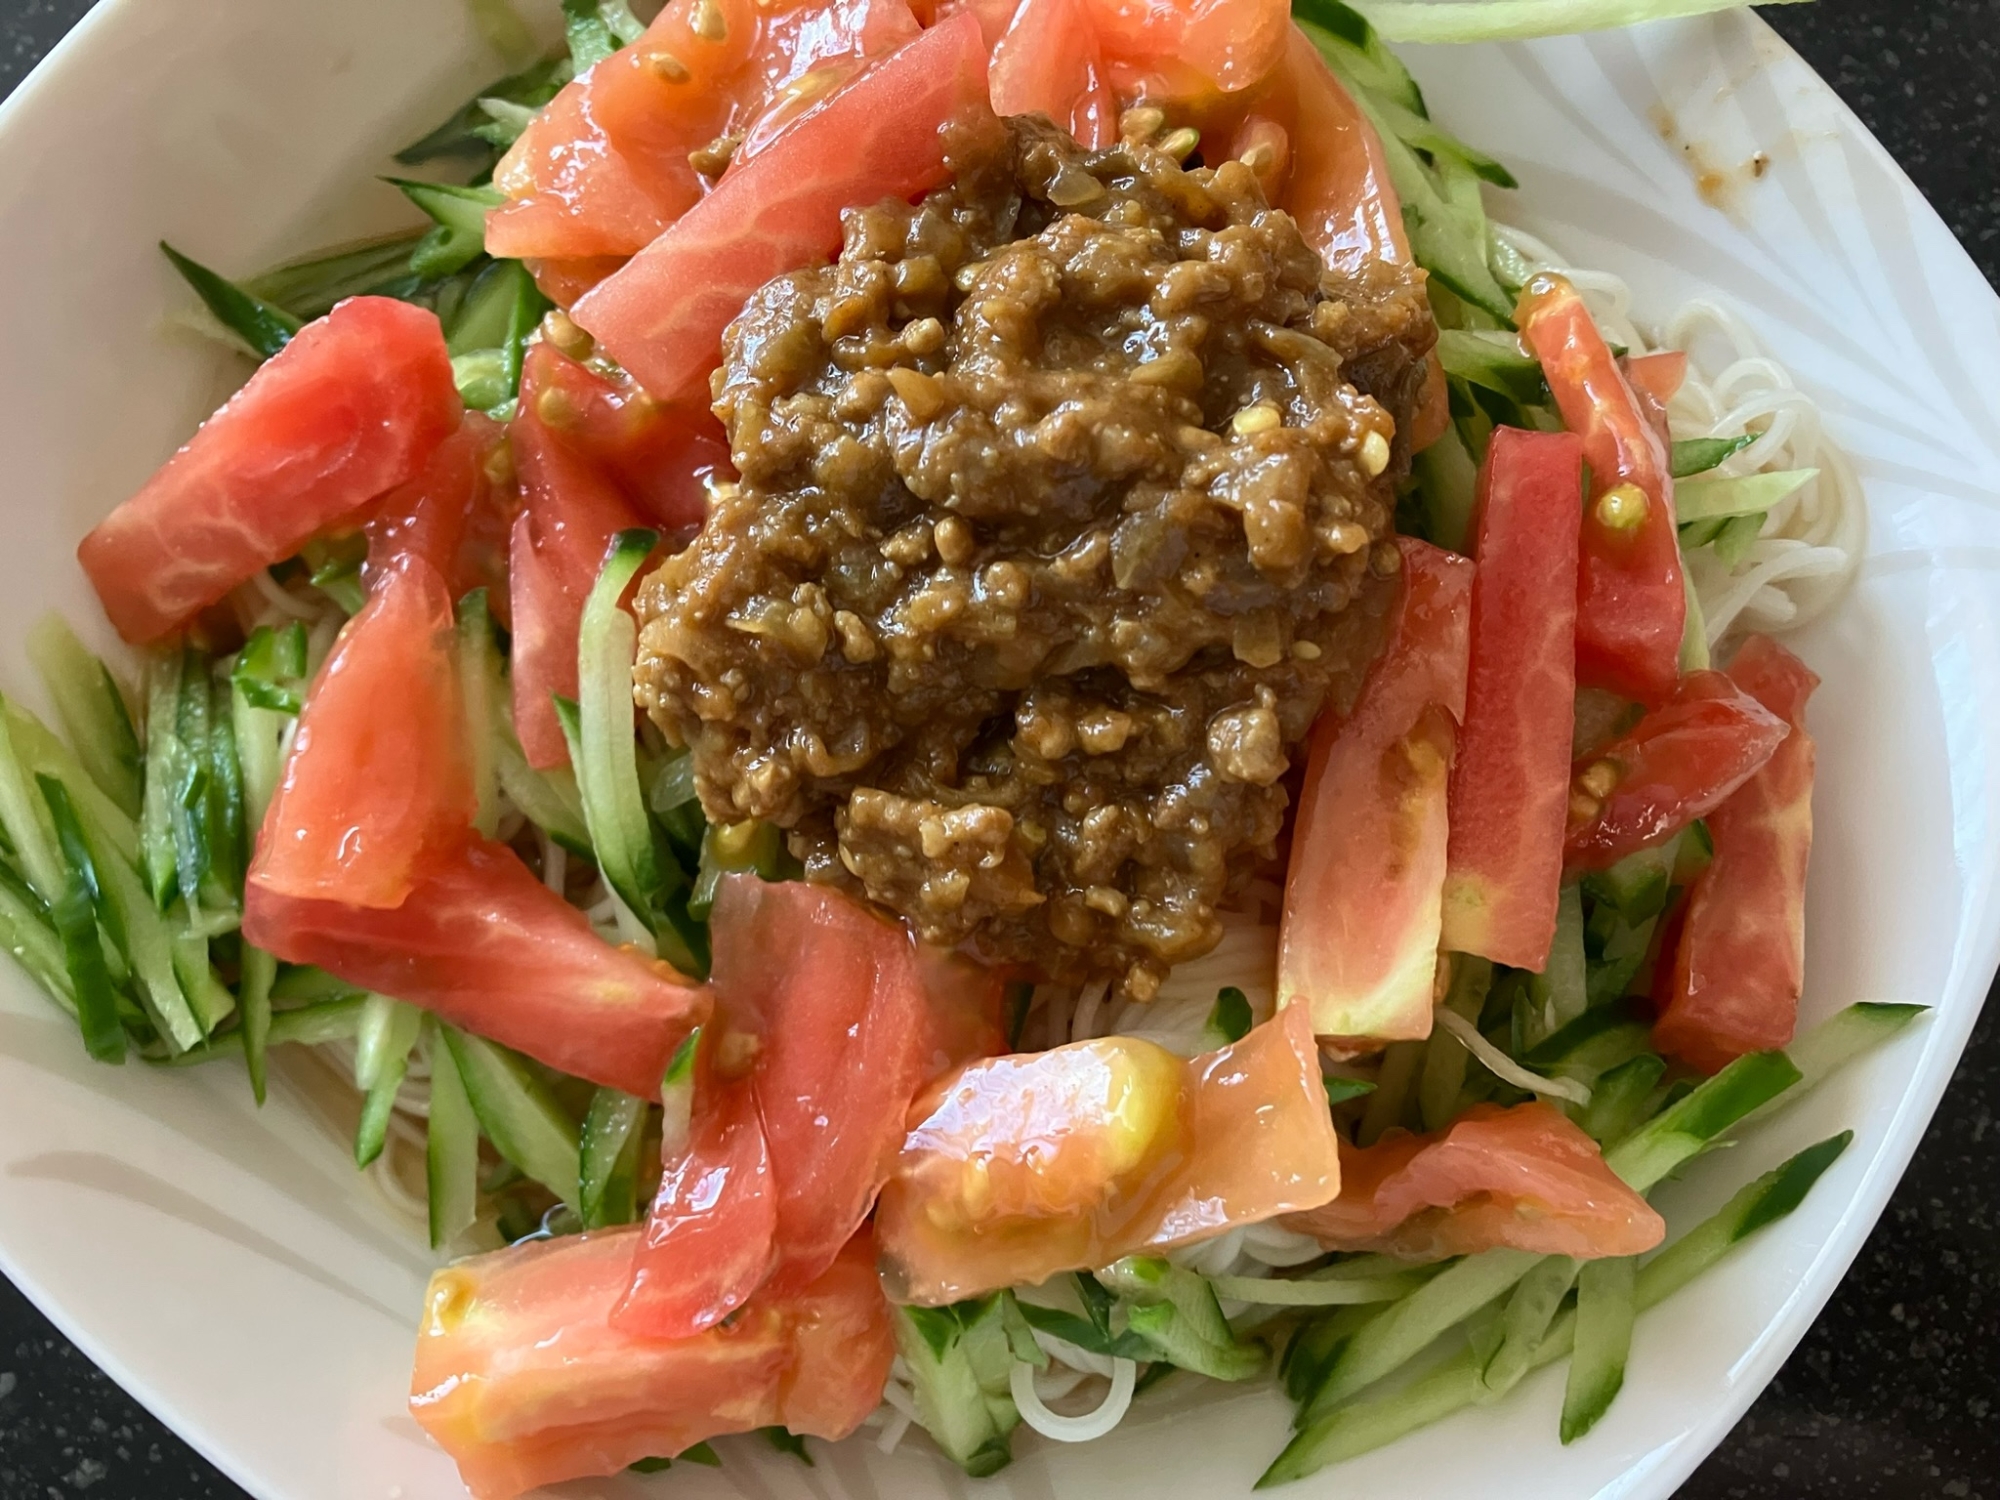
[1277,537,1472,1051]
[988,0,1117,148]
[1084,0,1289,101]
[1269,29,1409,273]
[1565,669,1789,872]
[362,412,514,615]
[617,876,999,1337]
[1655,635,1819,1073]
[411,1229,891,1500]
[875,1002,1340,1305]
[1518,273,1684,704]
[1284,1102,1665,1261]
[78,297,459,643]
[487,84,684,261]
[506,369,651,769]
[1440,427,1583,971]
[247,556,473,909]
[573,11,992,407]
[243,834,707,1097]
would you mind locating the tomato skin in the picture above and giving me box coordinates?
[1270,29,1408,272]
[486,81,684,261]
[1277,538,1473,1052]
[573,11,992,408]
[618,876,998,1337]
[1518,273,1684,703]
[410,1229,891,1500]
[988,0,1117,148]
[78,297,459,643]
[362,412,514,613]
[1655,635,1818,1073]
[247,555,473,909]
[1285,1102,1666,1261]
[505,378,651,769]
[243,834,708,1097]
[519,342,728,536]
[1622,349,1687,410]
[1565,669,1790,872]
[876,1003,1340,1306]
[1440,428,1584,971]
[1084,0,1289,100]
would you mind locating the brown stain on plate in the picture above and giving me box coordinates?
[1649,104,1772,214]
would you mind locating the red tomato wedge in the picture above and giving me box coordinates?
[1440,428,1583,971]
[876,1003,1340,1306]
[519,342,728,535]
[485,80,684,262]
[1655,635,1819,1073]
[1277,538,1472,1051]
[1518,273,1684,704]
[247,556,473,909]
[1622,349,1687,409]
[618,1067,779,1339]
[988,0,1117,149]
[1284,1102,1665,1261]
[1084,0,1289,101]
[506,376,651,768]
[362,412,514,613]
[78,297,459,643]
[243,834,707,1097]
[1269,29,1408,273]
[1565,669,1789,872]
[619,876,1000,1337]
[573,11,991,407]
[411,1229,891,1500]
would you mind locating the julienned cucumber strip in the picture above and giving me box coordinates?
[1435,330,1546,406]
[354,995,424,1168]
[1099,1257,1264,1380]
[238,944,277,1104]
[1670,433,1757,479]
[1260,1132,1852,1487]
[0,696,67,905]
[1290,0,1425,113]
[37,776,123,1062]
[1579,1052,1667,1145]
[426,1023,481,1250]
[442,1026,581,1209]
[1347,0,1806,45]
[1676,468,1817,526]
[0,872,71,1009]
[386,178,506,280]
[1560,1255,1635,1442]
[564,0,646,70]
[1525,883,1587,1048]
[243,233,428,321]
[140,652,182,907]
[455,592,502,838]
[572,529,705,977]
[159,243,301,361]
[579,1086,648,1229]
[1604,1049,1801,1191]
[893,1302,1018,1477]
[394,55,570,167]
[162,995,368,1066]
[27,616,141,818]
[458,594,591,852]
[1299,1248,1542,1421]
[1742,1003,1928,1125]
[1479,1254,1576,1399]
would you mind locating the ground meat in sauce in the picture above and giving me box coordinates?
[633,113,1435,998]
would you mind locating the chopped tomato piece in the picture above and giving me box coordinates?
[411,1229,891,1500]
[1622,349,1687,409]
[573,11,992,407]
[988,0,1117,148]
[485,82,684,262]
[247,556,473,909]
[1269,29,1408,272]
[1084,0,1289,101]
[506,377,651,768]
[1655,635,1819,1073]
[876,1003,1340,1306]
[518,342,728,535]
[1277,538,1473,1051]
[1441,428,1584,971]
[1285,1102,1665,1261]
[362,412,514,612]
[1565,669,1789,872]
[78,297,459,643]
[1519,273,1684,703]
[618,1067,779,1338]
[619,876,1000,1337]
[523,256,626,309]
[243,834,707,1097]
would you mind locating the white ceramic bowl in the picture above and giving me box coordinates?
[0,4,1995,1498]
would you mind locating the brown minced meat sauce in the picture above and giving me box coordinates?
[633,113,1435,998]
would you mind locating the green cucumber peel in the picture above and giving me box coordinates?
[579,1086,649,1229]
[1206,986,1254,1045]
[442,1026,581,1208]
[160,243,301,361]
[37,775,124,1062]
[1604,1049,1802,1191]
[1347,0,1808,45]
[1669,433,1757,479]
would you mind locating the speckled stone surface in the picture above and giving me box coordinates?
[0,2,1995,1498]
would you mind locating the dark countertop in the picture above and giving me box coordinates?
[1,1,1996,1497]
